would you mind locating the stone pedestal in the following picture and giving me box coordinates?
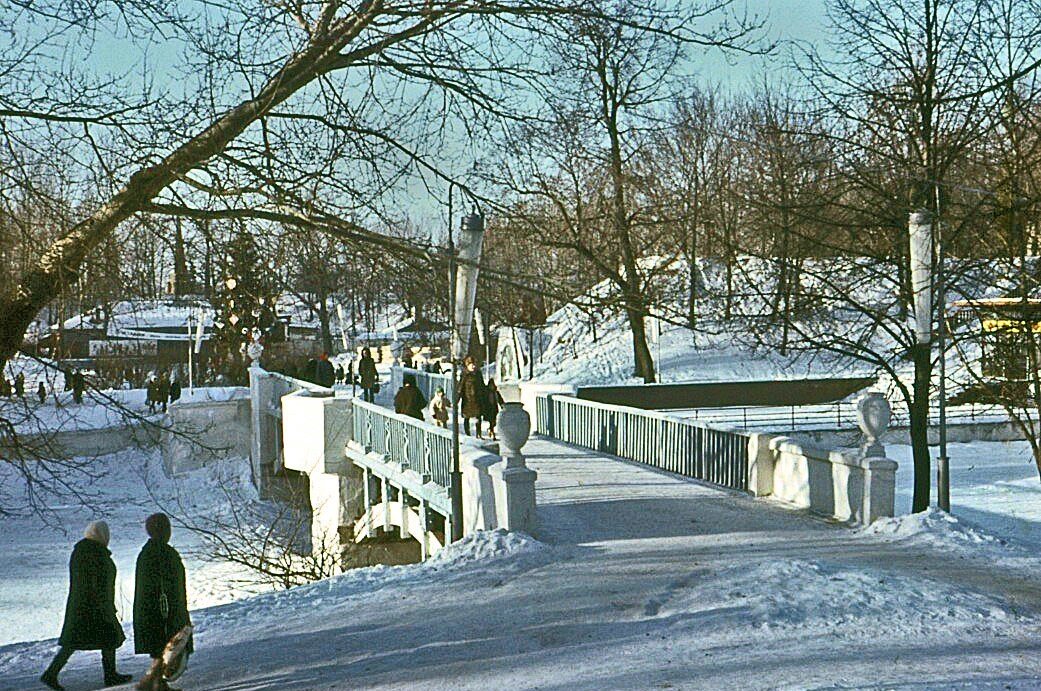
[493,402,538,533]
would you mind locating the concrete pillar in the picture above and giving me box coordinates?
[861,457,898,523]
[746,432,775,497]
[248,364,270,495]
[492,402,538,534]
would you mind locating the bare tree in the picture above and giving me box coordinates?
[495,1,765,382]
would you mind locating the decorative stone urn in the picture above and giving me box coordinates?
[857,392,891,458]
[247,339,264,369]
[496,402,530,469]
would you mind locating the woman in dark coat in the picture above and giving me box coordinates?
[41,520,131,690]
[134,513,192,660]
[358,348,379,403]
[394,374,428,421]
[457,356,487,437]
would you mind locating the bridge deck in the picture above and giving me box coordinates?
[222,438,1041,687]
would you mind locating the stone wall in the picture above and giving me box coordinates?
[747,432,897,524]
[161,394,251,476]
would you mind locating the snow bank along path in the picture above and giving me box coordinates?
[3,438,1041,689]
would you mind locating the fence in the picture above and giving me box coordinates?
[665,400,1017,432]
[351,398,459,487]
[537,394,750,492]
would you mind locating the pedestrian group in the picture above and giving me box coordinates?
[41,513,192,691]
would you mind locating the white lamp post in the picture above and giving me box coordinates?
[448,207,485,543]
[908,209,950,512]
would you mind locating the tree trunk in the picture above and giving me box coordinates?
[910,342,933,512]
[0,5,379,367]
[627,303,656,383]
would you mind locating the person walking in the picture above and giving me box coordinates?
[358,347,378,403]
[145,376,158,414]
[37,381,47,404]
[14,372,25,397]
[484,378,505,440]
[457,356,487,437]
[430,387,450,428]
[314,353,336,388]
[393,374,428,421]
[157,373,170,413]
[133,514,192,688]
[41,521,132,690]
[72,370,85,405]
[168,376,181,405]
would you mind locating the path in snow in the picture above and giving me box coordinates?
[3,438,1041,690]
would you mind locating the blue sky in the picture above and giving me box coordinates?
[694,0,829,87]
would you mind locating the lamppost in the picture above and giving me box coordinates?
[447,189,485,543]
[909,209,951,512]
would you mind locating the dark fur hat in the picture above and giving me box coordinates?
[145,512,171,543]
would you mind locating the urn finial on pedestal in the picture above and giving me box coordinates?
[496,402,530,469]
[857,392,891,458]
[247,334,264,370]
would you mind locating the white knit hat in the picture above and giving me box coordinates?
[84,520,110,546]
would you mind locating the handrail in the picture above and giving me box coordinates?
[350,398,486,488]
[537,393,751,492]
[263,369,333,394]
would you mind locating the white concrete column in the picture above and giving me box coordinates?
[248,364,269,493]
[746,432,775,497]
[861,457,898,523]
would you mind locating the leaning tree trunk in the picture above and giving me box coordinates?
[909,342,933,512]
[0,3,380,368]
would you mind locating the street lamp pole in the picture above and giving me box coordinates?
[936,216,951,512]
[447,186,485,543]
[909,208,950,512]
[448,205,463,543]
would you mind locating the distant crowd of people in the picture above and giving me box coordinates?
[145,372,182,413]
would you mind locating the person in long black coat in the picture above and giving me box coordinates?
[394,374,428,421]
[483,378,505,440]
[313,353,336,388]
[134,513,192,661]
[357,348,378,402]
[41,520,131,690]
[457,356,487,437]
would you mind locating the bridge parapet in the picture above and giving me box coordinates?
[277,389,537,564]
[536,392,896,525]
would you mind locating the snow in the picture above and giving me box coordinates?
[0,448,271,649]
[2,385,246,435]
[3,436,1041,689]
[61,299,214,336]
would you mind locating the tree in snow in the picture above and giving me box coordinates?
[494,0,766,382]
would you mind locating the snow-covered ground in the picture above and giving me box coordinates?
[0,448,270,649]
[890,440,1041,551]
[3,438,1041,690]
[1,385,246,435]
